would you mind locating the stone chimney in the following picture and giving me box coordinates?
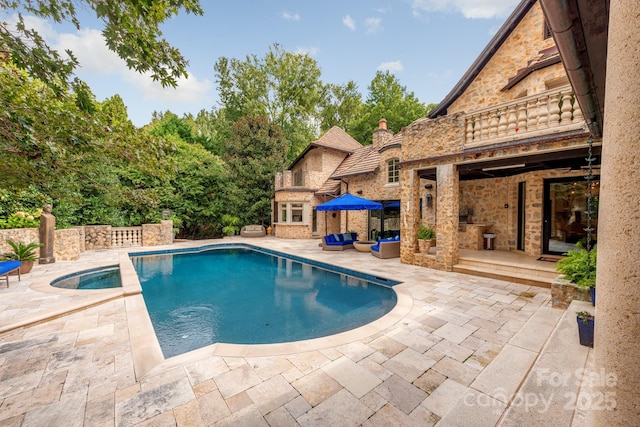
[372,118,393,148]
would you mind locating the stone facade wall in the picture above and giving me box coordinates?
[54,228,82,260]
[448,3,559,115]
[0,228,39,255]
[85,225,112,250]
[402,115,466,161]
[142,221,173,246]
[551,277,592,309]
[274,191,317,239]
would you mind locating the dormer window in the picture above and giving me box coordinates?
[387,158,400,184]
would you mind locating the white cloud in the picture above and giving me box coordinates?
[295,47,319,56]
[125,71,213,104]
[11,14,213,108]
[378,61,404,73]
[411,0,519,19]
[365,17,382,33]
[281,11,300,21]
[342,14,356,30]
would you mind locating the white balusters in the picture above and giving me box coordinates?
[462,85,586,146]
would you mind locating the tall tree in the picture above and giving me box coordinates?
[214,44,322,161]
[319,81,364,134]
[224,116,289,225]
[0,0,203,89]
[350,71,433,144]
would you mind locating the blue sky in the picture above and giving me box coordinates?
[7,0,520,127]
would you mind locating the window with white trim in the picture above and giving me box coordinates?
[387,158,400,183]
[278,202,307,224]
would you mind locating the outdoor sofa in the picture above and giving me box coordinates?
[321,232,358,251]
[371,235,401,259]
[0,261,21,287]
[240,225,266,237]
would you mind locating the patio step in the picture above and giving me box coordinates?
[454,257,557,288]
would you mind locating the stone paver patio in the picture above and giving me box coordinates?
[0,237,586,426]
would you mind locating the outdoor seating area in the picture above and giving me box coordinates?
[321,232,358,251]
[240,224,266,237]
[370,235,401,259]
[0,261,21,287]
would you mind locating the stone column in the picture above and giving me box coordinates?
[593,1,640,424]
[435,164,459,270]
[38,204,56,264]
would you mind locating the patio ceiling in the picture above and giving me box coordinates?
[417,145,602,181]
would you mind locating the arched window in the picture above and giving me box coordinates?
[387,158,400,183]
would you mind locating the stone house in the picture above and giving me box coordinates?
[274,0,599,271]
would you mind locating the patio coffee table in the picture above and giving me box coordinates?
[353,241,376,252]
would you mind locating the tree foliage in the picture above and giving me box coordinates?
[349,71,434,144]
[214,44,324,161]
[0,0,203,89]
[224,116,289,225]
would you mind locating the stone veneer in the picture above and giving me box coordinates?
[447,2,560,115]
[550,277,591,309]
[0,221,173,263]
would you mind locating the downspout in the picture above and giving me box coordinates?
[539,0,604,138]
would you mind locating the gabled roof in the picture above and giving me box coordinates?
[289,126,363,169]
[429,0,537,118]
[316,179,341,196]
[329,145,380,179]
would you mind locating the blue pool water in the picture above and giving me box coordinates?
[130,245,398,358]
[51,266,122,289]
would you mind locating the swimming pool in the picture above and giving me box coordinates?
[130,245,399,358]
[51,266,122,289]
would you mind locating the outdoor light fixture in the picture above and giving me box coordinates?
[425,194,433,208]
[162,209,171,220]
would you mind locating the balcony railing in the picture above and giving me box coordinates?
[464,85,585,148]
[111,227,142,247]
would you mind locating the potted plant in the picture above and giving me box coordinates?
[555,244,597,305]
[221,214,241,236]
[576,310,594,347]
[417,225,436,254]
[2,239,43,273]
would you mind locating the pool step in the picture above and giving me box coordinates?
[454,257,557,288]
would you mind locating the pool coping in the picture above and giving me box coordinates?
[16,240,414,380]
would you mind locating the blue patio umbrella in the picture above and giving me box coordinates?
[316,193,382,234]
[316,193,383,211]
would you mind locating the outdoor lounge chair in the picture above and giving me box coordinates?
[370,236,401,259]
[240,225,266,237]
[321,232,357,251]
[0,261,21,287]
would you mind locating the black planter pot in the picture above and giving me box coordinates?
[577,316,594,347]
[589,286,596,306]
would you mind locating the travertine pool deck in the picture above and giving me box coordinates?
[0,237,589,426]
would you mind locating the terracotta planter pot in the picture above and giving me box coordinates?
[19,260,34,274]
[418,239,435,254]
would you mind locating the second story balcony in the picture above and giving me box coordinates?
[464,85,586,149]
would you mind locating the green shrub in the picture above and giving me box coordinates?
[0,209,42,229]
[2,240,43,261]
[417,225,435,240]
[555,246,597,289]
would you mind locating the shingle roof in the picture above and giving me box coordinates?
[315,179,341,196]
[312,126,363,152]
[289,126,363,169]
[380,132,403,150]
[330,145,380,179]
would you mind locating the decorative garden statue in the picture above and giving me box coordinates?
[39,204,56,264]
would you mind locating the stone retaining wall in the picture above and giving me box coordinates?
[551,277,592,309]
[0,221,173,263]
